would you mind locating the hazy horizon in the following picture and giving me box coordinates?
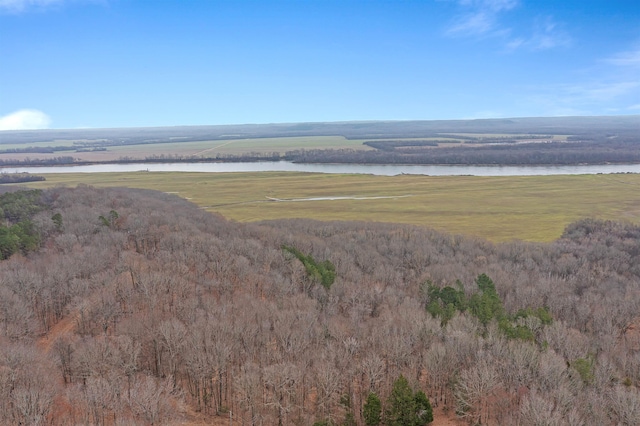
[0,113,638,134]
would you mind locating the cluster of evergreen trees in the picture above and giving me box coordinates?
[0,189,46,259]
[363,376,433,426]
[283,245,336,290]
[425,274,552,341]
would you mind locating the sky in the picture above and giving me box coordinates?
[0,0,639,130]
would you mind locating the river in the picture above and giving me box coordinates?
[2,161,640,176]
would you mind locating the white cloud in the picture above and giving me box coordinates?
[530,39,640,115]
[0,109,52,130]
[446,11,494,36]
[0,0,102,13]
[504,17,570,51]
[457,0,519,13]
[606,47,640,68]
[526,81,640,117]
[445,0,518,38]
[572,81,639,102]
[527,18,571,50]
[444,1,570,51]
[0,0,63,12]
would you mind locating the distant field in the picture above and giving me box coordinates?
[440,133,569,140]
[0,132,583,166]
[0,136,371,162]
[112,135,372,157]
[23,172,640,242]
[0,139,81,150]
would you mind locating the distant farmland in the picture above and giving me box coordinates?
[0,136,373,163]
[1,115,637,165]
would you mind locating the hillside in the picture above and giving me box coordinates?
[0,186,639,425]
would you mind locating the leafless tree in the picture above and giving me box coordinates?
[128,375,177,425]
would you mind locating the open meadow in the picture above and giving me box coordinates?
[24,171,640,242]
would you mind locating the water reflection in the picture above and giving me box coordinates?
[2,161,640,176]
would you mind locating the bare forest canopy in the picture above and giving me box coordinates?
[0,115,638,166]
[1,185,639,425]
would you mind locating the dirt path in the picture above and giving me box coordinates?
[431,406,466,426]
[265,194,414,202]
[194,140,239,156]
[36,269,134,353]
[37,303,88,353]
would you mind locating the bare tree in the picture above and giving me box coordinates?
[454,358,500,425]
[128,375,176,425]
[518,390,564,426]
[234,362,263,426]
[609,385,640,426]
[263,362,301,426]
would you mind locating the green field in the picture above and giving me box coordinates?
[23,172,640,242]
[0,139,84,150]
[99,135,373,156]
[440,133,569,140]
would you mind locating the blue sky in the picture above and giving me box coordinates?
[0,0,639,129]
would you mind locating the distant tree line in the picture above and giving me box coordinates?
[363,140,440,150]
[0,173,45,184]
[0,156,76,166]
[0,146,67,154]
[1,128,639,167]
[2,115,637,147]
[362,135,556,150]
[283,139,640,165]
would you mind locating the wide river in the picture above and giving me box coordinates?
[3,161,640,176]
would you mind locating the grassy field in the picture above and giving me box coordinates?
[0,139,89,150]
[107,135,372,157]
[440,133,569,140]
[23,171,640,242]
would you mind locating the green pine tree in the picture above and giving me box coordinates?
[363,392,382,426]
[385,375,417,426]
[385,376,434,425]
[414,390,434,424]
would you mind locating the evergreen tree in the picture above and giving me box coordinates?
[363,392,382,426]
[469,274,504,326]
[51,212,63,231]
[385,375,434,425]
[414,390,434,424]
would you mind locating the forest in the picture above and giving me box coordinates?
[3,136,638,167]
[0,185,639,425]
[284,137,640,165]
[0,173,46,184]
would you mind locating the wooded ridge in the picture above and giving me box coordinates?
[0,186,639,425]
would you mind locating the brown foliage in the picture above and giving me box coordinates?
[0,186,638,425]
